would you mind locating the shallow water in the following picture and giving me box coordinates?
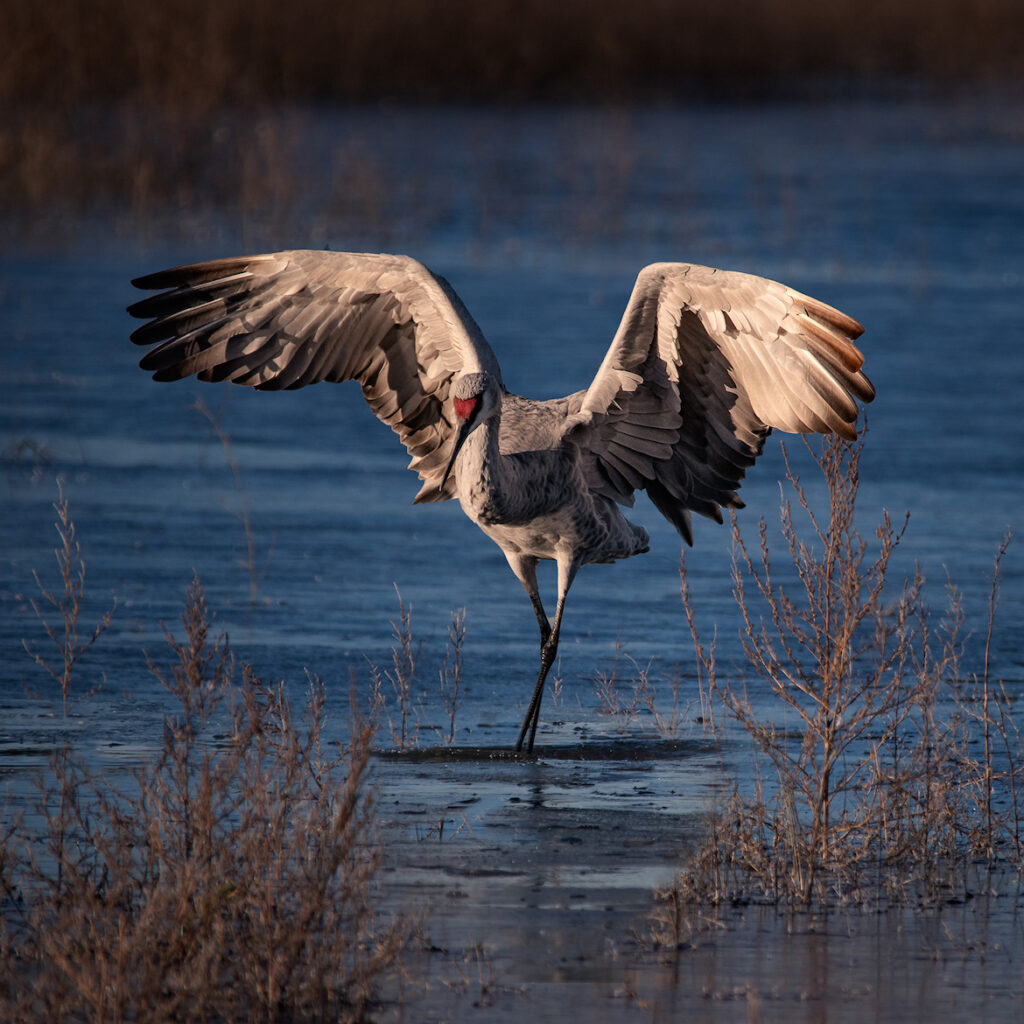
[2,96,1024,1019]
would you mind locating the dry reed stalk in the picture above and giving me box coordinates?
[22,480,116,715]
[439,608,467,746]
[193,395,268,607]
[381,585,418,749]
[944,530,1019,866]
[369,589,472,750]
[680,561,717,731]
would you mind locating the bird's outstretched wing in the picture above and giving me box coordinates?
[566,263,875,543]
[128,250,504,503]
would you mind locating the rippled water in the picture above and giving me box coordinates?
[2,96,1023,1019]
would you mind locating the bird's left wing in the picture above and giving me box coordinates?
[566,263,874,543]
[128,250,504,502]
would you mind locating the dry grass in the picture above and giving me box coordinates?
[438,608,468,747]
[594,642,693,740]
[2,576,407,1021]
[22,480,116,716]
[664,434,1020,918]
[369,589,470,750]
[368,587,418,750]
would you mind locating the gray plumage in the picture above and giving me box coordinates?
[129,250,874,752]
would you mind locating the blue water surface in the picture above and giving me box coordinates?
[1,96,1022,765]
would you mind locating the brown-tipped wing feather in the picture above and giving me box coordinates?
[567,263,873,543]
[130,253,872,537]
[128,250,504,503]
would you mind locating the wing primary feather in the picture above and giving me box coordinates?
[127,272,256,322]
[129,256,274,291]
[129,250,511,498]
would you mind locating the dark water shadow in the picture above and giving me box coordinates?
[374,735,720,764]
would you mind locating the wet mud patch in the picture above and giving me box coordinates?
[372,737,715,1016]
[371,738,1024,1023]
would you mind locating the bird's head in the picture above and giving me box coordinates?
[451,371,500,425]
[441,372,501,489]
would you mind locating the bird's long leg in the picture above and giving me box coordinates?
[504,554,549,751]
[515,591,554,751]
[516,593,566,752]
[526,589,551,648]
[505,553,549,640]
[516,554,578,753]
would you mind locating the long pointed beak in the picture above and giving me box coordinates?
[440,419,473,492]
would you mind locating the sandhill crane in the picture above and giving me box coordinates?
[128,251,873,752]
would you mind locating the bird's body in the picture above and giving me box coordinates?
[456,393,649,565]
[129,250,873,751]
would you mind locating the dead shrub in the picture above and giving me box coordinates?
[674,434,1020,910]
[2,575,405,1021]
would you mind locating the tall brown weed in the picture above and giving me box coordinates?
[674,435,1019,910]
[2,576,404,1021]
[22,481,116,715]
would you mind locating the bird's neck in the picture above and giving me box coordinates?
[460,409,500,479]
[455,409,506,522]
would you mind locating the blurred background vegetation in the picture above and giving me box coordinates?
[7,0,1024,106]
[2,0,1022,246]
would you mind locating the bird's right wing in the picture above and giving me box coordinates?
[566,263,874,543]
[128,250,504,503]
